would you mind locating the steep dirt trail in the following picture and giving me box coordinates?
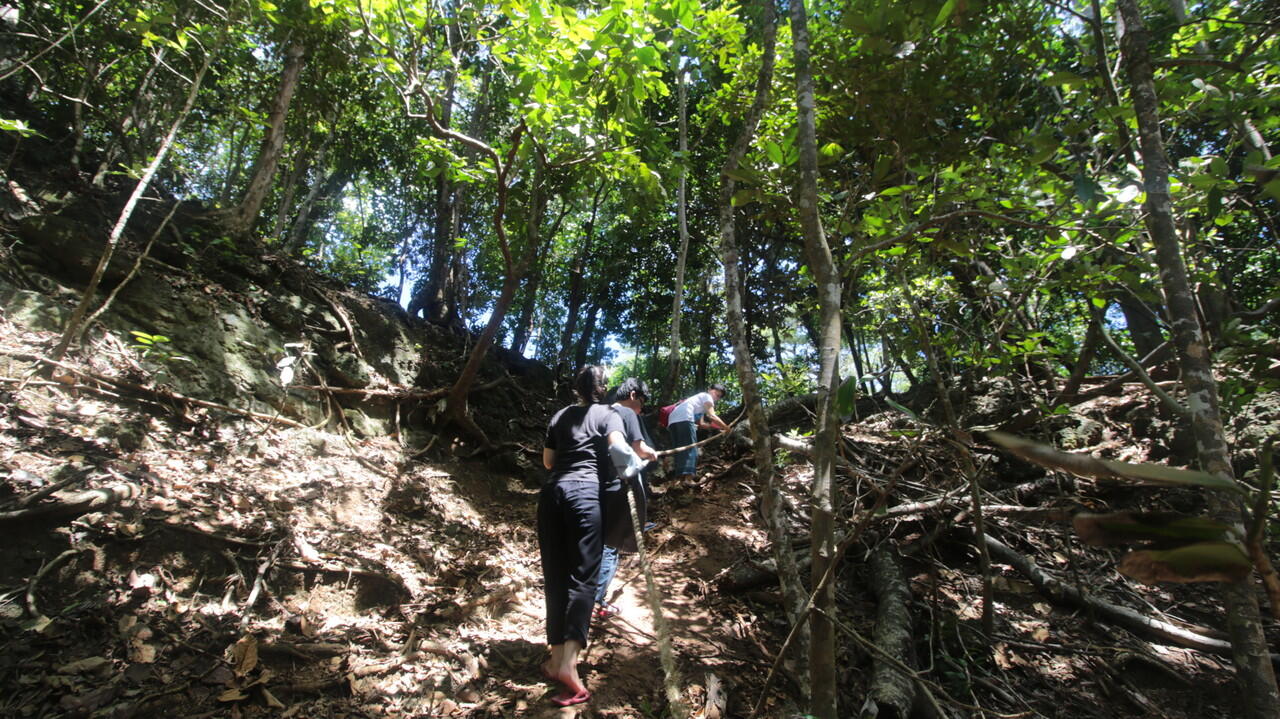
[440,458,774,717]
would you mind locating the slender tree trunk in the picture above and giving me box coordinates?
[664,58,692,403]
[718,0,806,679]
[93,47,165,186]
[419,33,461,324]
[695,282,712,390]
[218,124,249,205]
[574,295,602,369]
[286,163,350,254]
[557,180,605,375]
[229,43,306,237]
[275,118,335,241]
[790,0,841,714]
[1115,291,1165,359]
[1116,2,1280,716]
[512,180,569,355]
[53,51,212,360]
[1058,312,1103,402]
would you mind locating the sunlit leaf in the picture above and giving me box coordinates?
[1073,512,1236,546]
[988,432,1243,494]
[1118,542,1252,584]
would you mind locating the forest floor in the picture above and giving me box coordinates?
[0,310,1272,718]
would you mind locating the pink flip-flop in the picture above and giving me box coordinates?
[551,688,591,707]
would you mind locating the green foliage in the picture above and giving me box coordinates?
[758,359,815,406]
[129,331,192,376]
[0,118,38,137]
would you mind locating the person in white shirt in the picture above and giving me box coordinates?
[666,383,729,484]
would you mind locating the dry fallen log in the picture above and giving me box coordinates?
[867,541,916,719]
[0,483,140,524]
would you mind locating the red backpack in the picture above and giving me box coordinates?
[658,403,679,428]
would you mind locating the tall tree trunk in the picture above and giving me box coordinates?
[881,331,917,391]
[791,0,842,713]
[1116,2,1280,716]
[574,294,602,369]
[1114,291,1165,359]
[274,116,336,241]
[436,123,530,443]
[285,162,351,254]
[512,181,569,355]
[695,278,712,390]
[663,58,692,403]
[418,29,462,324]
[228,43,306,237]
[717,0,807,693]
[556,180,605,375]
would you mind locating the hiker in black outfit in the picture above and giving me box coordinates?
[538,365,628,707]
[594,377,658,619]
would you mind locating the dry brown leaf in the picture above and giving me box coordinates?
[218,688,249,702]
[231,635,258,677]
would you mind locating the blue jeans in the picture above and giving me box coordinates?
[595,545,619,605]
[670,420,698,475]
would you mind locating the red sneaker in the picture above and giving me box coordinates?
[593,602,621,620]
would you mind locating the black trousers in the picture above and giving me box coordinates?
[537,480,602,646]
[602,477,648,554]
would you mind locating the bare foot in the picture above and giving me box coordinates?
[547,667,586,695]
[551,686,591,706]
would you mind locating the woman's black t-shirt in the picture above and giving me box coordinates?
[545,403,624,484]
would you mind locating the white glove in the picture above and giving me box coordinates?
[609,442,650,479]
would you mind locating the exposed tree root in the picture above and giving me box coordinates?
[26,547,90,619]
[2,351,305,427]
[0,482,140,524]
[275,559,412,598]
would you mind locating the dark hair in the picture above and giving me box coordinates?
[709,382,728,396]
[615,377,650,403]
[574,365,608,403]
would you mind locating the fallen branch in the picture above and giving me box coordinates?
[703,672,728,719]
[240,541,286,628]
[978,531,1278,659]
[871,475,1074,522]
[771,433,858,474]
[258,641,348,660]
